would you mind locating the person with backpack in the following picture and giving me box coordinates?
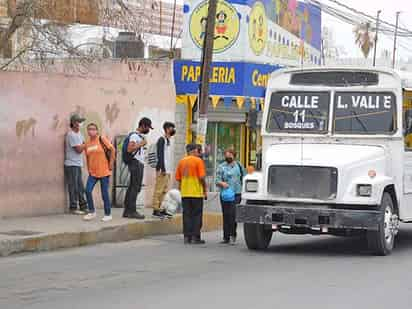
[151,122,176,218]
[82,123,116,222]
[216,148,246,245]
[122,117,153,220]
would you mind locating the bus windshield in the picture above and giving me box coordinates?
[334,92,396,134]
[266,92,330,133]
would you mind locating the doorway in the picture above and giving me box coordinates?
[204,122,244,191]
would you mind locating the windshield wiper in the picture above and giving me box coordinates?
[350,111,368,132]
[270,111,283,130]
[306,109,321,128]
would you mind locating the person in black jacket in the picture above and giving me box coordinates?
[152,122,176,218]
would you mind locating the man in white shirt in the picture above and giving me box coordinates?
[123,117,153,219]
[152,122,176,218]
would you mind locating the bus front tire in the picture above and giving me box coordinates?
[367,192,397,256]
[244,223,273,251]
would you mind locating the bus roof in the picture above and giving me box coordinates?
[268,66,404,89]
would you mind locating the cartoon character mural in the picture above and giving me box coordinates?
[268,0,314,45]
[199,17,207,41]
[215,10,229,40]
[248,1,268,56]
[189,0,240,53]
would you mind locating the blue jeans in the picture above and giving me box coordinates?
[85,176,111,216]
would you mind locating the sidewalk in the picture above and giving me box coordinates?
[0,207,222,257]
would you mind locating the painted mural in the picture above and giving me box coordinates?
[182,0,322,66]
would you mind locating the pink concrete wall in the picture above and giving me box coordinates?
[0,61,176,218]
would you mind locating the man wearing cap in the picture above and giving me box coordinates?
[123,117,154,219]
[64,114,88,215]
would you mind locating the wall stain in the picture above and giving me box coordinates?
[50,114,68,131]
[74,106,87,118]
[16,118,37,138]
[105,102,120,126]
[100,88,114,96]
[118,88,127,96]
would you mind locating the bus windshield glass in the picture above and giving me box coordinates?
[334,92,396,134]
[266,92,330,133]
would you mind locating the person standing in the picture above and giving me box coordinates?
[123,117,153,219]
[152,122,176,218]
[216,149,245,245]
[64,114,88,215]
[175,144,207,244]
[83,123,116,222]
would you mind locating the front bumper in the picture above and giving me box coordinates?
[236,203,382,230]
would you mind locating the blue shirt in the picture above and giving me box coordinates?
[216,161,246,194]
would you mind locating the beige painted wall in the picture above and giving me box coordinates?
[0,60,176,218]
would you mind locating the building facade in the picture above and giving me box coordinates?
[0,60,176,218]
[174,0,322,189]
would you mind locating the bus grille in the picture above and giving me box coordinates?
[268,166,338,200]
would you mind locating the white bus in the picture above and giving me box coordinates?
[237,67,412,255]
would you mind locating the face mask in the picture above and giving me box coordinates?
[170,129,176,137]
[225,157,234,163]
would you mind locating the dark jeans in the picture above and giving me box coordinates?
[182,198,204,239]
[86,176,111,216]
[64,166,87,211]
[124,160,144,215]
[220,194,241,240]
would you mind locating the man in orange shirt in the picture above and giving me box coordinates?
[175,144,207,244]
[82,123,116,222]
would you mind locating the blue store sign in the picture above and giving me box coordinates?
[174,60,282,98]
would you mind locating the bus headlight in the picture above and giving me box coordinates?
[357,184,372,197]
[245,180,259,193]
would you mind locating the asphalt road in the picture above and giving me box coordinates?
[2,225,412,309]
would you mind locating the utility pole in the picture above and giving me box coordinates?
[373,10,382,67]
[196,0,217,147]
[392,11,401,69]
[169,0,177,56]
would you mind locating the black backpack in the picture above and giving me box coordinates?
[122,132,142,164]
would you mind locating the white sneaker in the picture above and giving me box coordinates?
[101,215,113,222]
[83,212,97,221]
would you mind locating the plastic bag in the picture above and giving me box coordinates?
[161,189,182,215]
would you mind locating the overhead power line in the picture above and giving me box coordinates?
[308,0,412,37]
[323,0,412,36]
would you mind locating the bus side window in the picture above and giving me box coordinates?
[405,114,412,149]
[404,91,412,150]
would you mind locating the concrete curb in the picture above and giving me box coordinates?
[0,213,222,257]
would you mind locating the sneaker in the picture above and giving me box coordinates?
[220,239,230,244]
[83,212,97,221]
[152,210,164,218]
[230,236,237,245]
[184,237,192,244]
[70,209,86,215]
[160,210,173,219]
[101,215,113,222]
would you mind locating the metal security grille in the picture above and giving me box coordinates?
[268,166,338,200]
